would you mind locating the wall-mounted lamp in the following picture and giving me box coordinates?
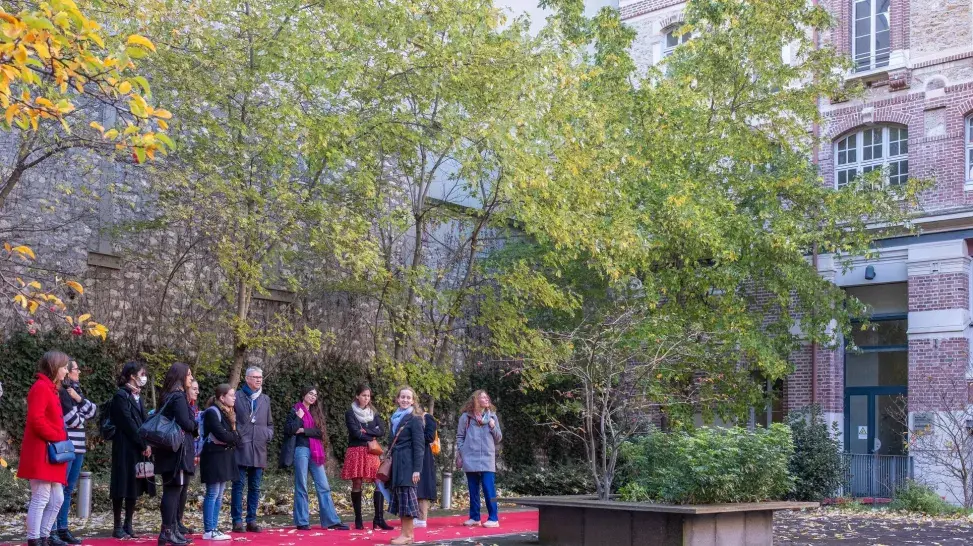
[864,265,876,280]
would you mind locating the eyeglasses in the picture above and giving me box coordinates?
[248,376,263,380]
[307,393,318,398]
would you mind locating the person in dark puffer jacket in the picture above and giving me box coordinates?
[53,359,96,545]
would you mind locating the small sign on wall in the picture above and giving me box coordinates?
[857,426,868,440]
[913,412,934,432]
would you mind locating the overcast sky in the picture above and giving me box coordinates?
[495,0,618,34]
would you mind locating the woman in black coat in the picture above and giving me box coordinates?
[154,363,198,546]
[109,362,156,539]
[199,384,240,541]
[386,386,425,546]
[415,409,437,527]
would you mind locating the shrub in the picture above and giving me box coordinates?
[617,424,794,504]
[890,481,955,516]
[498,463,595,496]
[787,405,845,501]
[0,463,29,513]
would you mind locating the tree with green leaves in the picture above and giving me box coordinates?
[475,0,929,498]
[126,0,377,385]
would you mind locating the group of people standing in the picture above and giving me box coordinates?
[16,352,504,546]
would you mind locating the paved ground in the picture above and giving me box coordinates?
[775,509,973,545]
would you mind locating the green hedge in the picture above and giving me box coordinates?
[0,331,385,473]
[617,425,794,504]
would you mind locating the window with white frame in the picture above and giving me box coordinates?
[834,126,908,188]
[662,29,691,60]
[966,116,973,183]
[853,0,890,72]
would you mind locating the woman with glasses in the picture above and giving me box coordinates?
[52,360,96,545]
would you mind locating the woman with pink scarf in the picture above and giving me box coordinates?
[284,386,349,531]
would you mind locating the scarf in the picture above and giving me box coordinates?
[352,401,374,424]
[295,402,325,465]
[391,406,414,433]
[471,409,492,426]
[217,400,237,430]
[241,383,261,416]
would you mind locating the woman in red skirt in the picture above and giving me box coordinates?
[342,383,392,530]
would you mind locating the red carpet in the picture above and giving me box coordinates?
[4,512,538,546]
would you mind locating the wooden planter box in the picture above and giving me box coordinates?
[501,496,818,546]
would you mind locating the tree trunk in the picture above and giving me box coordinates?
[229,279,252,388]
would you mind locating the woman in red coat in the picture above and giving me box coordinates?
[18,351,72,546]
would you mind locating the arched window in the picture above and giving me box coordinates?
[852,0,890,72]
[834,125,908,188]
[662,29,691,59]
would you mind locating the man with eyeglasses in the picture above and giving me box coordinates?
[231,366,274,533]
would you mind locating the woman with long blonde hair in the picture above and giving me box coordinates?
[456,390,502,528]
[385,386,425,545]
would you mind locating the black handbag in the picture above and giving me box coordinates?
[278,434,296,469]
[139,395,186,452]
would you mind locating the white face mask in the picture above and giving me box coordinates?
[137,376,148,387]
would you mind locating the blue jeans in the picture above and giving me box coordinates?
[466,471,498,522]
[56,453,84,530]
[203,482,228,533]
[231,466,263,525]
[293,446,340,527]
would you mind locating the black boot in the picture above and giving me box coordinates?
[158,527,187,546]
[123,522,139,539]
[372,490,393,531]
[112,528,128,539]
[172,527,193,545]
[57,529,82,545]
[352,491,364,530]
[47,531,67,546]
[27,540,41,546]
[178,523,193,536]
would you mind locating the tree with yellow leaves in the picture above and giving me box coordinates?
[0,0,171,337]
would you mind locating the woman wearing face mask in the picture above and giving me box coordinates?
[52,359,97,545]
[18,351,72,546]
[385,386,425,545]
[199,384,240,541]
[109,362,156,539]
[341,383,391,531]
[284,386,349,531]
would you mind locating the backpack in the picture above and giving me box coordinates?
[98,399,116,441]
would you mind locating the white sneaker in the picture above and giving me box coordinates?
[462,519,480,527]
[414,519,427,528]
[482,520,500,528]
[204,531,231,541]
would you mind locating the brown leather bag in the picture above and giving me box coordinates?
[367,438,383,456]
[376,418,408,483]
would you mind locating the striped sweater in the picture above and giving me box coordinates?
[60,388,97,454]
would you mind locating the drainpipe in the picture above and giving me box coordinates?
[811,243,819,405]
[810,0,820,406]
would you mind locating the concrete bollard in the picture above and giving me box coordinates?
[441,472,452,510]
[76,471,92,519]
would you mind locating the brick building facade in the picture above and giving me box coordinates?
[623,0,973,501]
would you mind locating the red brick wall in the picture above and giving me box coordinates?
[820,85,973,210]
[908,273,970,312]
[785,344,844,412]
[909,337,969,411]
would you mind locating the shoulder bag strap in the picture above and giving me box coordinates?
[388,416,410,450]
